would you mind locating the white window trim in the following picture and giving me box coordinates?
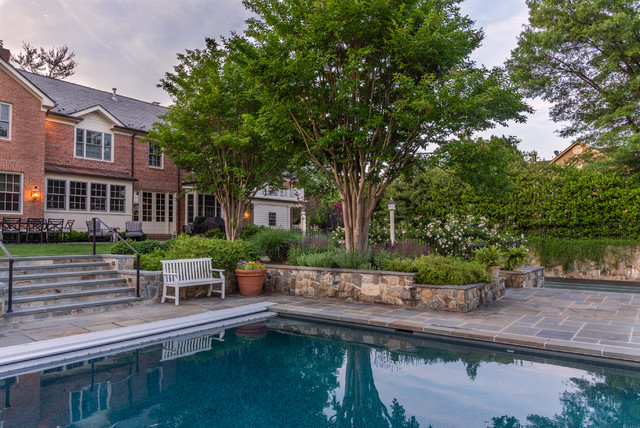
[0,171,22,215]
[74,127,114,163]
[148,143,164,169]
[45,178,67,211]
[0,102,12,141]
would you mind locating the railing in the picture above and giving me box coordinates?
[257,186,304,201]
[91,218,141,298]
[0,240,14,313]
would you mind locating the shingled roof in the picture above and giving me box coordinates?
[19,70,166,132]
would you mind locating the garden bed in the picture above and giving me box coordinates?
[265,265,505,312]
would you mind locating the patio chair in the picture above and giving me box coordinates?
[86,220,113,242]
[62,219,74,242]
[46,219,64,243]
[1,217,22,244]
[25,218,46,243]
[125,221,144,241]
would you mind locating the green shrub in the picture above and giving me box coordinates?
[503,246,531,270]
[67,230,89,242]
[248,228,301,263]
[111,239,175,255]
[239,224,268,240]
[139,249,165,271]
[289,250,337,268]
[386,255,491,285]
[414,256,491,285]
[372,250,406,270]
[335,250,374,270]
[204,229,225,239]
[288,248,373,270]
[162,235,256,273]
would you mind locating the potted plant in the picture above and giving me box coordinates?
[235,260,267,296]
[474,245,503,278]
[504,246,530,272]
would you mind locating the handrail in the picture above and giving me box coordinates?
[92,218,141,298]
[0,240,14,313]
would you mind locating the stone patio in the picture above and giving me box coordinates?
[0,287,639,363]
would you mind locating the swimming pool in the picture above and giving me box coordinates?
[1,317,639,427]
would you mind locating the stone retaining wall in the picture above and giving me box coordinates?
[500,266,545,288]
[265,265,504,312]
[530,248,640,281]
[124,270,238,303]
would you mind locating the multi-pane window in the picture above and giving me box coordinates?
[90,183,107,211]
[46,179,66,210]
[155,193,166,222]
[110,185,126,212]
[75,128,112,161]
[0,172,21,212]
[268,212,276,226]
[187,193,195,223]
[0,103,10,140]
[197,194,217,218]
[149,143,163,168]
[69,181,87,210]
[168,195,174,223]
[142,192,153,222]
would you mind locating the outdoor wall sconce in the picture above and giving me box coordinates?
[243,210,250,219]
[31,185,41,201]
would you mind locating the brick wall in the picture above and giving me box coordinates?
[132,137,180,193]
[0,67,46,218]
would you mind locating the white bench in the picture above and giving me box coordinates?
[161,258,225,305]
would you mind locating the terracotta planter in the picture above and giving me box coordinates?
[235,269,266,296]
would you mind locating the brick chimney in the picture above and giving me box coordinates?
[0,40,10,62]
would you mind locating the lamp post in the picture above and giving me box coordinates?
[388,198,396,245]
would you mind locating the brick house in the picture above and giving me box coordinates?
[0,43,304,238]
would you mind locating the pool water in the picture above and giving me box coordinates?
[1,318,639,427]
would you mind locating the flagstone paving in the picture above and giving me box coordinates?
[1,287,639,363]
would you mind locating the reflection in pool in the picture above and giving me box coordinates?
[0,318,639,427]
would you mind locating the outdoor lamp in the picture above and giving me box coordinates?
[388,198,396,245]
[31,185,41,201]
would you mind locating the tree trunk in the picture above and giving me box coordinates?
[340,182,379,252]
[219,192,249,241]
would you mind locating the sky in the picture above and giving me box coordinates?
[0,0,571,160]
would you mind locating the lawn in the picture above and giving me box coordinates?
[1,243,114,257]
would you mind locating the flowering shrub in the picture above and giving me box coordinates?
[236,260,267,270]
[369,212,522,258]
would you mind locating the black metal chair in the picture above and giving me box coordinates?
[125,221,144,241]
[25,218,46,243]
[46,219,64,243]
[62,219,74,242]
[1,217,22,244]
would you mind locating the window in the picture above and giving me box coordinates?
[46,179,66,210]
[133,191,139,221]
[0,103,10,140]
[149,143,163,168]
[197,194,216,218]
[142,192,153,222]
[187,193,194,223]
[90,183,107,211]
[110,185,126,212]
[168,195,174,223]
[75,128,112,161]
[69,181,87,210]
[155,193,166,222]
[0,172,21,212]
[268,212,276,226]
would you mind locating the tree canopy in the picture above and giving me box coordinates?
[507,0,640,172]
[230,0,530,251]
[11,42,77,79]
[149,38,291,240]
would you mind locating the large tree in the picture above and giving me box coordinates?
[507,0,640,172]
[231,0,530,251]
[149,38,291,241]
[11,42,77,79]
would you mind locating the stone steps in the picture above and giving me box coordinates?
[0,255,141,324]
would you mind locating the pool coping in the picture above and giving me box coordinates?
[0,302,276,378]
[268,304,640,365]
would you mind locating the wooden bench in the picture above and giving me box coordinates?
[161,258,225,305]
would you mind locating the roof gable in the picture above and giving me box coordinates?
[0,57,55,111]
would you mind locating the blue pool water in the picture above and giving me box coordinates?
[1,318,639,427]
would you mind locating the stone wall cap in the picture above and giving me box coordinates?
[98,254,136,260]
[500,266,544,275]
[267,264,417,277]
[119,269,161,275]
[414,279,502,290]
